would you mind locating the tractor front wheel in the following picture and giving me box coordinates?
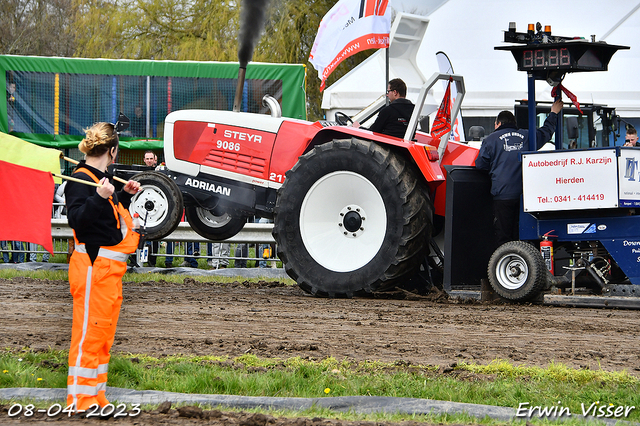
[129,171,183,240]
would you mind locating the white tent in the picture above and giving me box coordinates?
[322,0,640,123]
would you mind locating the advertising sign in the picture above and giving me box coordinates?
[522,149,619,212]
[618,147,640,207]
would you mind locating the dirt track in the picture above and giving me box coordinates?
[1,276,639,424]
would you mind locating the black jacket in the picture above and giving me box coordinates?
[475,112,558,200]
[367,98,415,138]
[65,162,134,251]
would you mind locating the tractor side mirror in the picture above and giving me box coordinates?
[419,116,430,133]
[566,116,579,140]
[610,114,619,133]
[115,112,130,134]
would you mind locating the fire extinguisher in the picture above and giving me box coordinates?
[540,230,557,275]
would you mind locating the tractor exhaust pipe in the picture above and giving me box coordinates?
[262,94,281,118]
[233,66,246,112]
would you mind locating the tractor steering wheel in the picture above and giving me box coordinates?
[334,112,353,126]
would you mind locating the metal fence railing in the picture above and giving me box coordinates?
[1,218,277,266]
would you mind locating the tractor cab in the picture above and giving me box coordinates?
[515,101,622,149]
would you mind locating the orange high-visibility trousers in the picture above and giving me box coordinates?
[67,244,127,410]
[66,191,139,412]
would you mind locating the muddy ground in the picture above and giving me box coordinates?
[1,276,639,424]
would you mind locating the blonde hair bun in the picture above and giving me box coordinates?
[78,122,118,155]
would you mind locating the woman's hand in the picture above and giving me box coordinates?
[123,180,141,195]
[97,177,115,199]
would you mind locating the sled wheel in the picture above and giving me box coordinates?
[129,171,183,240]
[273,138,431,298]
[488,241,547,302]
[185,206,247,241]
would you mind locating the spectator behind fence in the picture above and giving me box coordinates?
[130,105,146,138]
[256,217,277,268]
[182,242,199,268]
[165,241,174,267]
[235,243,248,268]
[54,181,67,218]
[29,242,50,263]
[209,242,230,268]
[142,150,158,267]
[1,241,25,263]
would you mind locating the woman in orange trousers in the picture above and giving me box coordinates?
[64,122,140,412]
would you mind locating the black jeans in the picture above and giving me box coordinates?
[492,198,520,248]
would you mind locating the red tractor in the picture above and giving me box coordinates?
[129,73,479,297]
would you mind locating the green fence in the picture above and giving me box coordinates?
[1,55,307,151]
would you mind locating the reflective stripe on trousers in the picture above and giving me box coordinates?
[67,253,125,411]
[66,195,139,411]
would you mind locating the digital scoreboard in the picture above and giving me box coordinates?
[496,41,627,76]
[495,25,628,80]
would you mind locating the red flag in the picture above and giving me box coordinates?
[309,0,391,91]
[431,79,453,140]
[0,160,54,253]
[551,83,583,114]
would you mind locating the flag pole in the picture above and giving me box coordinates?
[52,173,102,187]
[62,156,129,185]
[385,47,390,106]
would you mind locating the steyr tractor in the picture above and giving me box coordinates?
[128,23,640,308]
[128,72,478,297]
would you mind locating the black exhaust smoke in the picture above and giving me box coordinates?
[233,0,270,112]
[233,66,247,112]
[238,0,270,68]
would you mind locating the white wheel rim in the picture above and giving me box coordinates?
[300,171,386,272]
[129,184,169,228]
[195,207,232,228]
[496,253,529,290]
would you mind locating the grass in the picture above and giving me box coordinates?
[0,349,638,425]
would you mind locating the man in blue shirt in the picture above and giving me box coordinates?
[475,99,563,247]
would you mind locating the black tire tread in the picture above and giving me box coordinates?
[130,171,183,240]
[185,206,247,241]
[273,138,431,297]
[487,241,547,301]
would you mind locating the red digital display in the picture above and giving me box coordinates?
[521,48,571,69]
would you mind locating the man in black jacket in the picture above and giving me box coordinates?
[353,78,414,138]
[475,99,563,247]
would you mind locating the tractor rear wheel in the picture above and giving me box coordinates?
[273,138,431,297]
[488,241,547,301]
[129,171,183,240]
[185,206,247,241]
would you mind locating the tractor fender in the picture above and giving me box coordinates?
[311,126,446,188]
[270,122,446,191]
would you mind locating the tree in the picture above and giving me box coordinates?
[73,0,240,61]
[256,0,375,120]
[0,0,76,56]
[69,0,378,120]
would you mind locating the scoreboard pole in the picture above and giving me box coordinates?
[527,73,536,151]
[555,95,564,150]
